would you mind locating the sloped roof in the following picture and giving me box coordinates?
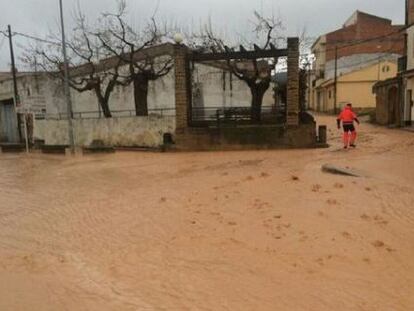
[343,10,392,28]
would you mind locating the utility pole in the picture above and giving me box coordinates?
[308,62,312,110]
[406,0,409,26]
[59,0,75,154]
[333,45,338,114]
[7,25,23,142]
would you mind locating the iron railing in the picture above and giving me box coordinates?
[44,108,176,120]
[191,105,286,126]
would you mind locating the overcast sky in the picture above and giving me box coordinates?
[0,0,405,70]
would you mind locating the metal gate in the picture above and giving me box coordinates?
[0,99,19,142]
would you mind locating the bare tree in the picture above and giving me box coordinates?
[96,1,173,116]
[193,12,285,121]
[23,7,125,118]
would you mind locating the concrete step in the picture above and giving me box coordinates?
[83,146,115,154]
[40,145,69,154]
[0,143,25,153]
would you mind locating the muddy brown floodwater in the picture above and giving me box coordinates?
[0,116,414,310]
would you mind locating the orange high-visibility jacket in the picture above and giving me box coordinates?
[337,107,357,125]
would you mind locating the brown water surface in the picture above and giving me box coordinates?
[0,116,413,310]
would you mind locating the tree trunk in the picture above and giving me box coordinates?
[94,84,112,118]
[98,95,112,118]
[97,97,112,118]
[249,82,269,122]
[133,76,149,116]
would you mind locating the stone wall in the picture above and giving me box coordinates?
[34,116,175,147]
[375,86,388,125]
[174,123,317,151]
[373,78,400,126]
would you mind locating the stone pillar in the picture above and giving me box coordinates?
[174,45,191,130]
[287,37,300,127]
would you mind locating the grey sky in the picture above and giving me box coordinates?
[0,0,405,70]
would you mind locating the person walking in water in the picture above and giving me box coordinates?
[337,103,360,149]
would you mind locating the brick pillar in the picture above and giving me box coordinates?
[174,44,191,130]
[408,0,414,25]
[287,37,300,127]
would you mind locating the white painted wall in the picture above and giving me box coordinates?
[56,61,176,116]
[34,116,175,147]
[194,63,274,108]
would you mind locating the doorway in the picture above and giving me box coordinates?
[0,99,20,142]
[388,87,398,125]
[406,90,413,126]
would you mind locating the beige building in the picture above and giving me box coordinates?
[318,60,398,112]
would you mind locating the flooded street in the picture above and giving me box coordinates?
[1,116,414,310]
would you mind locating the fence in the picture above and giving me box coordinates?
[42,108,176,120]
[191,105,286,126]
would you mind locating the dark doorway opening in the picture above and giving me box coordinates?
[0,98,19,143]
[388,87,398,126]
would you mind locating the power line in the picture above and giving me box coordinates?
[2,24,403,55]
[0,29,61,46]
[12,31,61,46]
[0,27,404,74]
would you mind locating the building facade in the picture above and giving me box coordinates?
[310,11,404,113]
[373,0,414,127]
[401,8,414,126]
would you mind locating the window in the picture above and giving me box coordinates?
[328,90,332,99]
[382,65,390,73]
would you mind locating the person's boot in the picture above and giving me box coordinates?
[343,132,350,149]
[350,131,357,148]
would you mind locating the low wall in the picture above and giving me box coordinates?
[34,116,176,148]
[174,123,317,151]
